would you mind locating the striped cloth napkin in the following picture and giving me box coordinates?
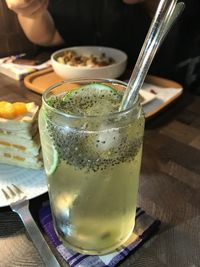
[39,205,160,267]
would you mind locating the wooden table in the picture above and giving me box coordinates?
[0,73,200,267]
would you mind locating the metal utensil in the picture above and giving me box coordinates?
[1,184,61,267]
[119,0,185,111]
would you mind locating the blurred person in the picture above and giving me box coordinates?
[4,0,159,60]
[5,0,200,94]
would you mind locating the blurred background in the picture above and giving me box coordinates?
[0,0,36,58]
[0,0,199,94]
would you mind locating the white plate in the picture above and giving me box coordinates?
[0,164,47,208]
[139,89,156,105]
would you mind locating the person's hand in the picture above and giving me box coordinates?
[5,0,49,18]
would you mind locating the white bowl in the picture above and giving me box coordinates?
[51,46,127,79]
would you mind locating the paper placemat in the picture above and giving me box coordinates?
[142,82,183,117]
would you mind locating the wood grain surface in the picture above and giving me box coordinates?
[0,73,200,267]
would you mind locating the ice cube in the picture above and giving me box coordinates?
[95,126,120,152]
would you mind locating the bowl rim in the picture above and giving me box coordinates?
[51,46,128,70]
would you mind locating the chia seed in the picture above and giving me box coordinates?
[46,87,143,171]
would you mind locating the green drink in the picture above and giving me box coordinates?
[39,79,145,255]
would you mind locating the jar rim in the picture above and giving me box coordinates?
[42,78,140,120]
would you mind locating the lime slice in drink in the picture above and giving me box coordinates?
[43,141,59,176]
[39,111,59,176]
[64,83,118,99]
[63,83,122,116]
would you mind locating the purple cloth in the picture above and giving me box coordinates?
[39,205,160,267]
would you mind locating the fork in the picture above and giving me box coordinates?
[1,184,61,267]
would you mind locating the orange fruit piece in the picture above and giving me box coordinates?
[13,102,27,116]
[0,101,15,119]
[0,101,27,119]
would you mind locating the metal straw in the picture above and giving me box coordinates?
[119,0,185,111]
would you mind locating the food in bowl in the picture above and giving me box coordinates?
[51,46,127,79]
[56,50,115,67]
